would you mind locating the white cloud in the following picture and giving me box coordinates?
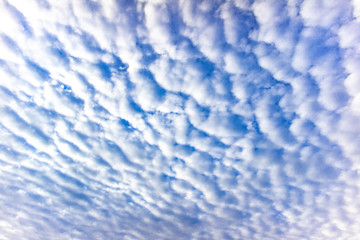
[1,0,360,239]
[300,0,352,29]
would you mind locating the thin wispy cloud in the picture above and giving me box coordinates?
[0,0,360,239]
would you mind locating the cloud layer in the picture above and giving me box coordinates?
[1,0,360,239]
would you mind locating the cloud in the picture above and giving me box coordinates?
[1,0,360,239]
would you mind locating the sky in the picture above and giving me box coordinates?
[0,0,360,239]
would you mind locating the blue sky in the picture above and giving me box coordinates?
[0,0,360,239]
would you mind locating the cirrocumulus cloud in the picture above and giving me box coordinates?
[0,0,360,239]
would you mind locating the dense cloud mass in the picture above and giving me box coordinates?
[0,0,360,239]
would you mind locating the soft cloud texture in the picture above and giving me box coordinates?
[1,0,360,239]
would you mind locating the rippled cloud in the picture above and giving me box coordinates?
[1,0,360,239]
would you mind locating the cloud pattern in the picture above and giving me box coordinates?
[1,0,360,239]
